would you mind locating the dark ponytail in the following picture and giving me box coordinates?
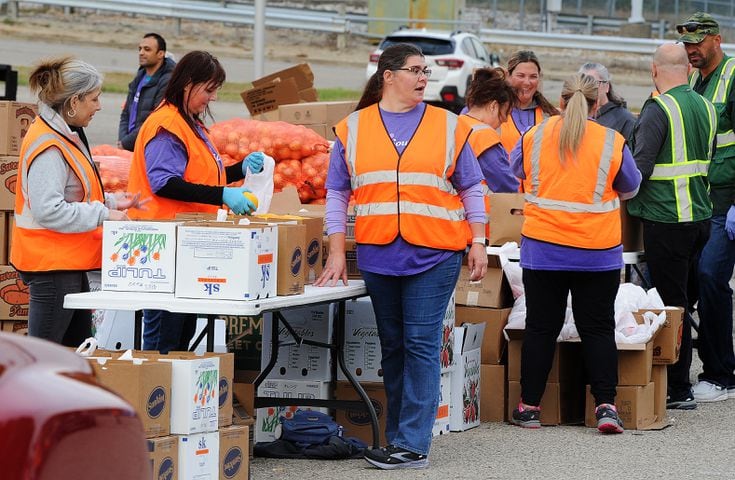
[356,43,423,111]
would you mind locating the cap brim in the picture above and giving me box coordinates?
[679,32,706,43]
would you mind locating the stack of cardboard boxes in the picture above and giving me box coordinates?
[0,101,36,336]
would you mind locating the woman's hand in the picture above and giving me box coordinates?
[466,243,488,281]
[314,253,349,287]
[107,209,130,221]
[241,151,265,175]
[112,192,151,211]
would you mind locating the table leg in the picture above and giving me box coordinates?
[206,314,215,352]
[335,300,380,449]
[253,311,281,390]
[134,310,142,350]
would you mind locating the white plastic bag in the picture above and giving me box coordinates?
[245,154,275,215]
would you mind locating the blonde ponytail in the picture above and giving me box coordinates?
[558,73,598,164]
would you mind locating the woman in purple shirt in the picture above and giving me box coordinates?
[315,43,487,470]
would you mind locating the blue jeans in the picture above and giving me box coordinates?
[360,251,462,455]
[697,214,735,387]
[143,309,197,353]
[20,271,92,347]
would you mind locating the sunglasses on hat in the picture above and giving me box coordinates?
[676,22,715,34]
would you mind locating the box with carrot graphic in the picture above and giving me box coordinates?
[101,221,177,293]
[159,356,220,435]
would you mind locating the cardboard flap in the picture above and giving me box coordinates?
[488,193,525,246]
[251,63,314,90]
[460,322,486,353]
[268,186,303,214]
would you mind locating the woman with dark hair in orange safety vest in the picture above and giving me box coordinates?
[11,57,147,347]
[508,73,641,434]
[500,50,560,153]
[315,43,488,470]
[460,67,520,236]
[126,50,265,353]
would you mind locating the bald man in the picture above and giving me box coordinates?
[627,43,718,410]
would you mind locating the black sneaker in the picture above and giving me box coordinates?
[364,445,428,470]
[595,403,624,434]
[666,391,697,410]
[510,403,541,429]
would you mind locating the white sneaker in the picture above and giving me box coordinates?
[692,380,728,402]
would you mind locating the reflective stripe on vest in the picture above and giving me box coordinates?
[525,122,620,214]
[691,58,735,148]
[651,93,715,222]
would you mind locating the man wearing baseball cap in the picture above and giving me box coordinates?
[678,12,735,404]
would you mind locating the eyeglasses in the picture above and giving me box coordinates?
[394,66,432,78]
[676,22,715,34]
[596,80,609,86]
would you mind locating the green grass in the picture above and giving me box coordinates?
[16,66,361,103]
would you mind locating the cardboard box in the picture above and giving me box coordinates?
[147,436,178,480]
[0,156,18,210]
[277,100,357,126]
[178,432,219,480]
[220,425,249,480]
[175,223,277,300]
[322,235,360,278]
[233,369,260,418]
[617,341,653,386]
[506,330,584,383]
[440,291,456,373]
[455,254,513,308]
[304,123,330,140]
[225,315,263,372]
[260,303,334,381]
[0,101,37,156]
[585,382,655,430]
[338,297,383,383]
[480,364,506,422]
[159,356,220,434]
[335,381,386,447]
[255,379,330,443]
[449,323,485,431]
[456,305,510,365]
[651,364,670,428]
[90,359,171,438]
[433,371,451,437]
[0,319,27,334]
[241,64,319,116]
[633,307,684,365]
[0,265,28,320]
[101,221,178,293]
[488,193,525,246]
[273,222,306,295]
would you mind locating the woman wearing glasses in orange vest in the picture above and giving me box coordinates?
[500,50,559,153]
[315,43,488,470]
[508,73,641,433]
[11,57,146,346]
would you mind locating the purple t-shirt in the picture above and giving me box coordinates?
[325,103,485,276]
[478,143,519,192]
[509,121,642,271]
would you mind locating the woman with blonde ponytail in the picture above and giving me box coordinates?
[507,72,642,434]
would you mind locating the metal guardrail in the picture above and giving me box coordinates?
[4,0,735,57]
[554,13,668,39]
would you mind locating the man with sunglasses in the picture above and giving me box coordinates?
[679,12,735,404]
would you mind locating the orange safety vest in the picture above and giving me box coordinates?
[11,117,105,272]
[499,106,545,153]
[520,116,625,250]
[460,114,501,238]
[126,103,225,219]
[334,104,473,251]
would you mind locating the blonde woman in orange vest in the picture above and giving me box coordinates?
[126,51,265,353]
[508,73,642,433]
[499,51,559,153]
[315,43,488,469]
[11,57,145,346]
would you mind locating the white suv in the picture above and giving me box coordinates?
[366,28,500,113]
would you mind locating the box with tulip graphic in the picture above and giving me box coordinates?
[101,221,178,293]
[159,356,220,435]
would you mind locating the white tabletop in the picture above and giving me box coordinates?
[64,280,368,316]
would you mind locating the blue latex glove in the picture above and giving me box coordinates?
[727,205,735,241]
[222,187,256,215]
[242,151,265,175]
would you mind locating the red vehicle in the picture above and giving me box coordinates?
[0,332,149,480]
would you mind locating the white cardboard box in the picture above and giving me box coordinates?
[178,431,219,480]
[175,223,277,300]
[433,371,452,437]
[441,291,456,373]
[450,323,485,432]
[261,303,334,381]
[255,379,330,443]
[101,221,177,292]
[338,298,382,383]
[159,356,220,434]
